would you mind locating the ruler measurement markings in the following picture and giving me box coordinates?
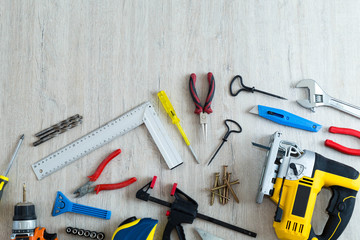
[32,102,183,180]
[32,103,148,180]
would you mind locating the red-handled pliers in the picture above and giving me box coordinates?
[325,126,360,156]
[189,72,215,141]
[73,149,137,198]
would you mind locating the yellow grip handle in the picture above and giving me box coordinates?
[0,175,9,201]
[157,91,180,125]
[158,91,190,146]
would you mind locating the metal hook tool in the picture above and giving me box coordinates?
[230,75,287,100]
[207,119,242,166]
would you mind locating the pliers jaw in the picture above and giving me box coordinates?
[73,181,94,198]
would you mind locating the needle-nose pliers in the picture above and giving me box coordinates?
[74,149,137,198]
[189,72,215,141]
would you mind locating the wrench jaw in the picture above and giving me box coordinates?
[296,99,316,112]
[296,79,329,111]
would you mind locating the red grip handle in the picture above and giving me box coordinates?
[189,73,203,114]
[87,149,122,182]
[329,126,360,138]
[325,140,360,156]
[203,72,215,114]
[94,177,137,194]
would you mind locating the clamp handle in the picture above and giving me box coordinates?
[162,222,186,240]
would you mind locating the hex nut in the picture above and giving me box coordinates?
[97,232,105,240]
[66,227,72,234]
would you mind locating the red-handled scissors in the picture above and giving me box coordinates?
[74,149,137,198]
[189,72,215,141]
[325,126,360,156]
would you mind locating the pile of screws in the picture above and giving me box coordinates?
[66,227,105,240]
[209,165,240,205]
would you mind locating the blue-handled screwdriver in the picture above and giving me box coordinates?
[0,134,24,201]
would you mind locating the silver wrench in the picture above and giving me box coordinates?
[296,79,360,118]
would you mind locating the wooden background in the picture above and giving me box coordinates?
[1,1,360,239]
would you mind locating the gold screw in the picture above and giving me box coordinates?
[211,173,220,206]
[222,166,228,205]
[224,176,239,203]
[210,180,240,191]
[225,172,231,204]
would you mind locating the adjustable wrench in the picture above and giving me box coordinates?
[296,79,360,118]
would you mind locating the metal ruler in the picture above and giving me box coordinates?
[32,102,183,180]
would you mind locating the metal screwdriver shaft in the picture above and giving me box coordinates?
[5,135,24,177]
[1,134,24,201]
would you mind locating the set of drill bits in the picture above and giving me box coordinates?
[33,114,83,146]
[209,166,240,205]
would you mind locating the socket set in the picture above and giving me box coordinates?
[66,227,105,240]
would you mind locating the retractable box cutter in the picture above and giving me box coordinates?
[256,132,360,240]
[249,105,322,132]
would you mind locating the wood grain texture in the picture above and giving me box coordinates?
[1,1,360,239]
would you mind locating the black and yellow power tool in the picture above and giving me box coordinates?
[256,132,360,240]
[111,216,158,240]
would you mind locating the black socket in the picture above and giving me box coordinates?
[97,232,105,240]
[66,227,72,234]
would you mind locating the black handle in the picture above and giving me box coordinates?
[309,186,357,240]
[163,222,186,240]
[230,75,254,96]
[43,229,58,240]
[223,119,242,140]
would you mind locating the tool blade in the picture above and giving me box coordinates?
[205,123,208,142]
[249,106,259,115]
[252,142,270,151]
[196,228,224,240]
[202,123,206,142]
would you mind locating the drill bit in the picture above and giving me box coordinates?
[23,183,26,203]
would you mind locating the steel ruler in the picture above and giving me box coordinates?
[32,102,183,180]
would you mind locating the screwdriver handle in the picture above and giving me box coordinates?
[158,91,180,125]
[0,175,9,201]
